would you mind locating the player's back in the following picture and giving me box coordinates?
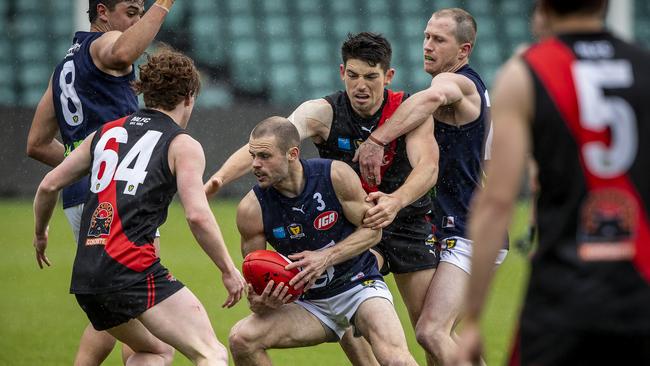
[52,32,138,209]
[71,109,185,295]
[523,31,650,332]
[253,159,381,300]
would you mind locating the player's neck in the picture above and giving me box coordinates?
[90,22,111,33]
[548,16,605,34]
[152,106,187,128]
[273,162,305,198]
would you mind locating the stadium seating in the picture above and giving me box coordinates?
[7,0,650,108]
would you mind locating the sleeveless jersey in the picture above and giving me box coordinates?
[52,32,138,209]
[321,89,433,224]
[432,65,492,240]
[71,109,186,294]
[522,32,650,332]
[253,159,381,300]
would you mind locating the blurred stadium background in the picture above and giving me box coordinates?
[1,0,647,198]
[0,0,646,364]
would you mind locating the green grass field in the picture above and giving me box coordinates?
[0,199,530,365]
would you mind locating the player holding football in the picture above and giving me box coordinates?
[354,8,508,365]
[33,47,245,366]
[229,117,417,366]
[26,1,176,363]
[206,32,438,365]
[457,0,650,364]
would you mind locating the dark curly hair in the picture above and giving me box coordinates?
[132,45,201,111]
[341,32,392,72]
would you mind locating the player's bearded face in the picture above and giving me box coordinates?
[249,137,289,188]
[340,59,393,118]
[106,1,145,32]
[423,16,464,75]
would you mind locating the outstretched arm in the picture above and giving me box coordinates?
[363,115,439,228]
[287,161,380,289]
[356,72,474,180]
[171,134,245,308]
[91,0,173,72]
[33,133,94,268]
[204,99,332,197]
[457,58,533,364]
[27,79,65,167]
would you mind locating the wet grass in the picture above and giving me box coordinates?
[0,199,530,365]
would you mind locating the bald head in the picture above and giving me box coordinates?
[431,8,477,47]
[250,117,300,153]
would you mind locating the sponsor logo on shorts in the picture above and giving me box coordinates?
[166,272,177,282]
[272,226,286,239]
[287,223,305,239]
[354,139,364,149]
[425,233,437,247]
[314,211,338,230]
[362,279,377,288]
[86,202,114,246]
[445,238,457,250]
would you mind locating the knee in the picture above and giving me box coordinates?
[228,320,263,357]
[415,321,443,351]
[375,351,415,366]
[158,343,175,366]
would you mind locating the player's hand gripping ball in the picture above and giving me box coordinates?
[243,250,303,301]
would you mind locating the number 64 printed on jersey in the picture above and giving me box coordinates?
[90,127,162,195]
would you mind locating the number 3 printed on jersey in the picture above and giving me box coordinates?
[573,60,637,178]
[90,127,162,195]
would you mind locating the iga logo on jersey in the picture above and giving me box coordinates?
[314,211,338,230]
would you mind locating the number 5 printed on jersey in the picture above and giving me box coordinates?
[90,127,162,195]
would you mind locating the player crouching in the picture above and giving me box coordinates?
[229,117,417,366]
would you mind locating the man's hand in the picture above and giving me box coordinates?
[204,176,224,198]
[33,229,51,269]
[286,250,330,291]
[353,139,384,186]
[247,281,293,314]
[221,268,246,308]
[363,191,403,229]
[453,320,483,366]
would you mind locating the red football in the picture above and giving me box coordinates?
[242,250,303,301]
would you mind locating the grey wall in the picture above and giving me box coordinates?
[2,104,320,200]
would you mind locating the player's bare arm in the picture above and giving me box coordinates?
[33,133,94,268]
[286,161,381,289]
[91,1,171,73]
[356,72,476,181]
[459,58,533,363]
[236,192,293,314]
[26,79,65,167]
[170,133,245,308]
[205,99,333,197]
[236,190,267,258]
[363,116,439,229]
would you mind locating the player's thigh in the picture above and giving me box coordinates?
[418,262,468,330]
[137,287,218,355]
[106,318,170,356]
[354,297,408,348]
[394,268,436,325]
[233,303,335,348]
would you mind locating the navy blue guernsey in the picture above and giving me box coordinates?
[253,159,381,300]
[432,65,492,240]
[52,32,138,209]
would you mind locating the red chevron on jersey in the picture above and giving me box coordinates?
[525,38,650,282]
[96,117,157,272]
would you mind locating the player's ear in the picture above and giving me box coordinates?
[287,146,300,161]
[459,42,472,60]
[97,3,110,24]
[384,68,395,86]
[339,64,346,80]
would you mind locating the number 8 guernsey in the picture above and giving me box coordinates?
[52,32,138,210]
